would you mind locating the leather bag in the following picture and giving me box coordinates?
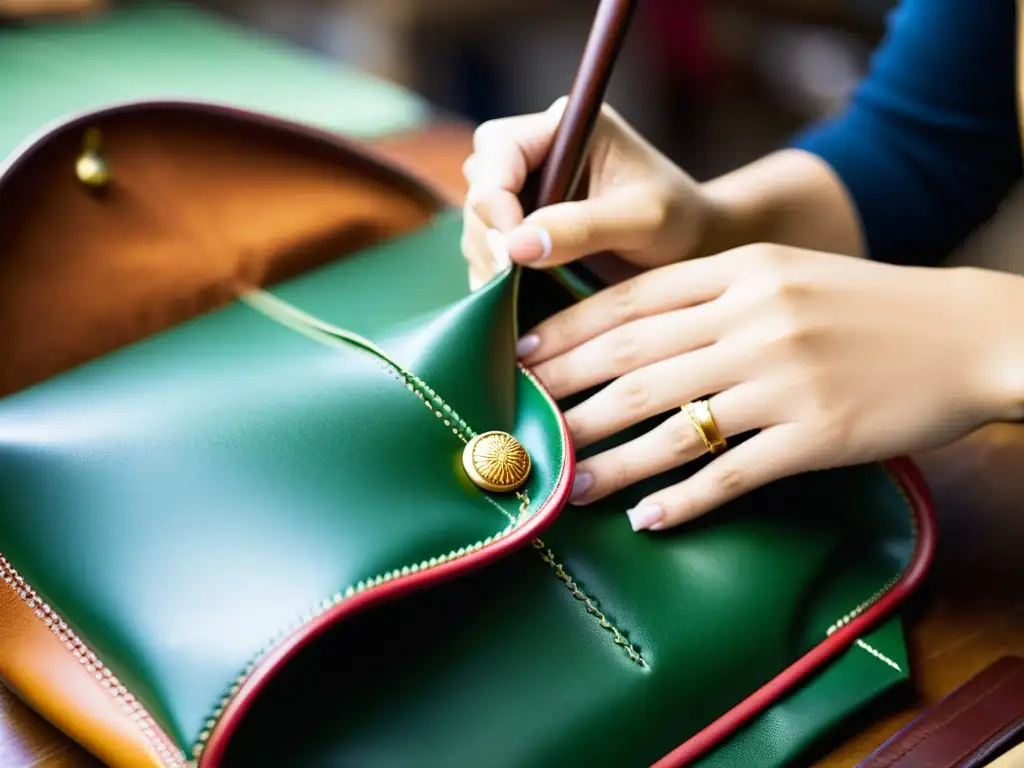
[0,3,936,767]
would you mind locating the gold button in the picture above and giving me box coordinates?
[75,127,111,189]
[462,431,531,493]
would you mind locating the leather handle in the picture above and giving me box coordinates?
[520,0,638,215]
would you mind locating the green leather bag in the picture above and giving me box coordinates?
[0,5,935,768]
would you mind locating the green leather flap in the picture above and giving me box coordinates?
[0,210,570,755]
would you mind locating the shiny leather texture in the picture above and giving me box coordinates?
[0,205,929,768]
[0,210,569,760]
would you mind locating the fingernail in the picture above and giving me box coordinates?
[627,504,664,532]
[570,471,594,502]
[486,229,511,271]
[516,334,540,358]
[507,225,552,263]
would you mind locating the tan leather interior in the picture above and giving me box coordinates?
[0,105,441,397]
[0,582,170,768]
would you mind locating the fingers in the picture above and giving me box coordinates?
[564,341,738,448]
[461,206,511,291]
[570,384,764,508]
[501,183,670,267]
[465,98,567,199]
[534,304,722,402]
[632,424,809,530]
[461,99,567,272]
[519,257,736,367]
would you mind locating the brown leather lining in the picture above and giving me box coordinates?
[0,583,168,768]
[0,104,444,397]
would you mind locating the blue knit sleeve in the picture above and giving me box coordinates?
[790,0,1023,266]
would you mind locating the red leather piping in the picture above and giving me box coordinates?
[652,456,938,767]
[197,370,576,768]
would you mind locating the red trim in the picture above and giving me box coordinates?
[651,456,938,767]
[199,377,576,768]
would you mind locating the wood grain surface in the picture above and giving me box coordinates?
[2,123,1023,768]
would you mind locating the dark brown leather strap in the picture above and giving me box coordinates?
[520,0,638,215]
[858,656,1024,768]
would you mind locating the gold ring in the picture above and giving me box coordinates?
[682,399,727,455]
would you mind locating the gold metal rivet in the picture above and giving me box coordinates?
[462,430,531,493]
[75,127,111,189]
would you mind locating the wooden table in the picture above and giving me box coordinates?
[2,122,1023,768]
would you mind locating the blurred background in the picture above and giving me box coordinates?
[7,0,1022,270]
[194,0,896,181]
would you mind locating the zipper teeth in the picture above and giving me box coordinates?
[0,554,187,768]
[824,464,920,640]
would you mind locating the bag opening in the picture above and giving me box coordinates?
[0,100,448,397]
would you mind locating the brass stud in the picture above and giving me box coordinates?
[75,127,111,189]
[462,430,531,493]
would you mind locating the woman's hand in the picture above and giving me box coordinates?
[461,99,715,289]
[519,245,1024,532]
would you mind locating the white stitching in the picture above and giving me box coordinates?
[855,639,903,672]
[0,555,186,767]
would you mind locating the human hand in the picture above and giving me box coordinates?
[460,98,715,289]
[518,245,1024,531]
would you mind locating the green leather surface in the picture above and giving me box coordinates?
[0,0,428,160]
[0,209,917,767]
[218,463,911,768]
[0,211,566,749]
[694,619,910,767]
[203,262,915,768]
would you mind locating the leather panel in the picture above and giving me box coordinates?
[695,617,910,767]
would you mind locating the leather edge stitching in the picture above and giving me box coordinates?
[0,554,186,767]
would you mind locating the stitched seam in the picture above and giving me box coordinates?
[855,639,902,672]
[481,495,648,669]
[505,370,645,664]
[824,465,919,676]
[0,555,186,768]
[531,541,649,668]
[239,288,476,440]
[871,670,1024,768]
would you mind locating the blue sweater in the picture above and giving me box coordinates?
[791,0,1023,266]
